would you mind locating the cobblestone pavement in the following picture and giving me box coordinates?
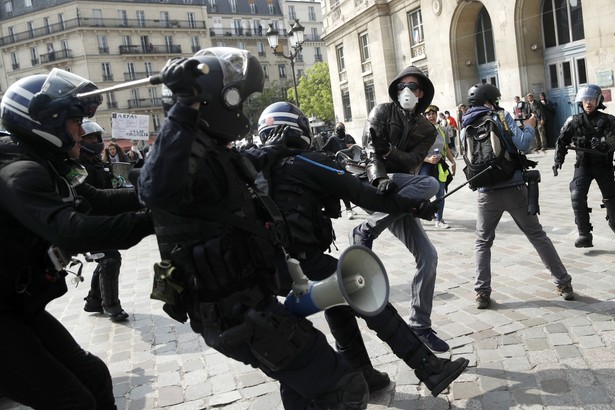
[2,151,615,410]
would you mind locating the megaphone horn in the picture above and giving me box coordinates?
[284,245,390,317]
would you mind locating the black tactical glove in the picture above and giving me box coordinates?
[552,161,562,177]
[409,199,438,221]
[160,58,200,98]
[375,178,398,195]
[591,137,609,152]
[369,128,391,157]
[261,125,303,163]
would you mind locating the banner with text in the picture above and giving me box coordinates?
[111,113,150,140]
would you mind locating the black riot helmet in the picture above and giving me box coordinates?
[0,69,102,154]
[257,102,311,149]
[161,47,264,143]
[80,120,105,156]
[467,83,501,108]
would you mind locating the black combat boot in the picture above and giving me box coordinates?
[325,307,390,393]
[602,198,615,233]
[84,268,103,313]
[314,371,369,410]
[99,257,129,322]
[573,208,593,247]
[364,303,468,397]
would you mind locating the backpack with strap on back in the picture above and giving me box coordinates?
[462,111,522,190]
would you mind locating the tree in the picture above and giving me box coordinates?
[291,62,334,124]
[244,81,287,133]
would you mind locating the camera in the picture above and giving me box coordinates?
[523,170,541,215]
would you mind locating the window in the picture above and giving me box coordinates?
[310,28,318,41]
[278,64,287,79]
[308,6,316,21]
[342,89,352,121]
[409,9,423,46]
[25,0,32,9]
[102,62,113,81]
[364,81,375,114]
[107,92,118,109]
[268,3,274,14]
[127,62,136,80]
[475,7,495,65]
[153,113,161,131]
[136,10,145,27]
[250,3,256,13]
[230,0,237,13]
[359,32,370,62]
[4,1,13,16]
[576,58,587,84]
[144,62,154,76]
[187,12,196,28]
[148,87,158,105]
[30,47,39,66]
[58,13,65,30]
[43,17,50,34]
[118,10,128,27]
[8,26,16,42]
[257,41,265,56]
[288,5,296,20]
[542,0,585,48]
[93,9,103,26]
[263,64,269,80]
[315,47,322,62]
[11,52,19,70]
[160,11,169,27]
[238,41,246,50]
[27,21,34,38]
[98,35,109,53]
[234,19,242,35]
[336,45,345,71]
[191,36,201,52]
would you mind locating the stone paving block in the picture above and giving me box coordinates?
[157,385,184,407]
[555,345,582,359]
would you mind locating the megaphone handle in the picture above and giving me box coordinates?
[286,258,310,293]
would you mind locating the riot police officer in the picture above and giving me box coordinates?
[553,84,615,247]
[258,101,469,397]
[138,48,369,409]
[79,121,138,322]
[0,69,153,408]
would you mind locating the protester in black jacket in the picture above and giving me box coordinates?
[257,101,468,398]
[0,70,153,408]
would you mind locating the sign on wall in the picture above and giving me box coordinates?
[111,113,150,140]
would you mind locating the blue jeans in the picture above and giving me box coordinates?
[474,184,572,294]
[360,173,439,329]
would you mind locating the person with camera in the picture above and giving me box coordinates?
[79,121,137,322]
[0,70,153,408]
[553,84,615,248]
[461,83,574,310]
[347,65,451,353]
[257,101,468,397]
[138,48,371,409]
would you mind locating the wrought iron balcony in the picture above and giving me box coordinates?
[40,49,73,64]
[119,44,182,55]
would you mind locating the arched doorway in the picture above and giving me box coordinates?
[542,0,586,144]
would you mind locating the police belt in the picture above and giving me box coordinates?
[199,284,270,330]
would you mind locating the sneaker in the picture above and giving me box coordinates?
[557,284,574,301]
[348,225,374,249]
[413,328,450,353]
[435,220,450,229]
[346,209,357,220]
[476,292,491,309]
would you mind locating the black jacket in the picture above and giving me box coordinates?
[0,143,153,313]
[555,110,615,167]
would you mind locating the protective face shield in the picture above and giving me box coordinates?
[80,120,105,156]
[64,159,89,187]
[0,69,101,154]
[575,84,606,110]
[398,87,418,111]
[257,102,311,149]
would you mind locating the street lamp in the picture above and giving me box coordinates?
[266,19,305,107]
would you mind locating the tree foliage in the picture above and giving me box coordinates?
[291,62,334,124]
[244,81,287,133]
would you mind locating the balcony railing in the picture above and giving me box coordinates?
[31,58,39,66]
[103,74,114,81]
[128,98,161,109]
[40,49,73,64]
[124,72,152,81]
[99,46,109,54]
[119,44,182,55]
[0,17,207,46]
[209,27,287,38]
[12,62,20,69]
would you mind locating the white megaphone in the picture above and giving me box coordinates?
[284,245,390,317]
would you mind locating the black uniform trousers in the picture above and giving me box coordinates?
[0,309,116,410]
[570,164,615,208]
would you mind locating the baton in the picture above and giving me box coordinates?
[565,145,609,156]
[76,63,210,99]
[437,165,493,202]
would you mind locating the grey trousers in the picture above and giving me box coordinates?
[361,174,440,329]
[474,184,572,294]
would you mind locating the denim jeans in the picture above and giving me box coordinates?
[361,173,440,329]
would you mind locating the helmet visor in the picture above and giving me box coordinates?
[575,86,600,105]
[195,47,250,86]
[41,68,102,117]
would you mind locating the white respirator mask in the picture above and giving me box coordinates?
[398,88,418,111]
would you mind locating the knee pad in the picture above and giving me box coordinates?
[570,190,589,211]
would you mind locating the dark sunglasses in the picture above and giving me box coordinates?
[397,82,419,91]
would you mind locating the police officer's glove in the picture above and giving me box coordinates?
[160,58,200,100]
[262,125,303,162]
[369,128,391,157]
[590,137,609,152]
[552,162,562,177]
[375,178,398,195]
[409,199,438,221]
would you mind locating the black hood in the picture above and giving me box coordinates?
[387,66,434,114]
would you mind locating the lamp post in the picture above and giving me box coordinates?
[266,19,305,108]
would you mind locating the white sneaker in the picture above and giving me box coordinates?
[346,209,356,220]
[435,220,450,229]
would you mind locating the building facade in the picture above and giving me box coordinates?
[322,0,615,146]
[0,0,326,138]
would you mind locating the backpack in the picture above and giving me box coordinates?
[461,111,521,190]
